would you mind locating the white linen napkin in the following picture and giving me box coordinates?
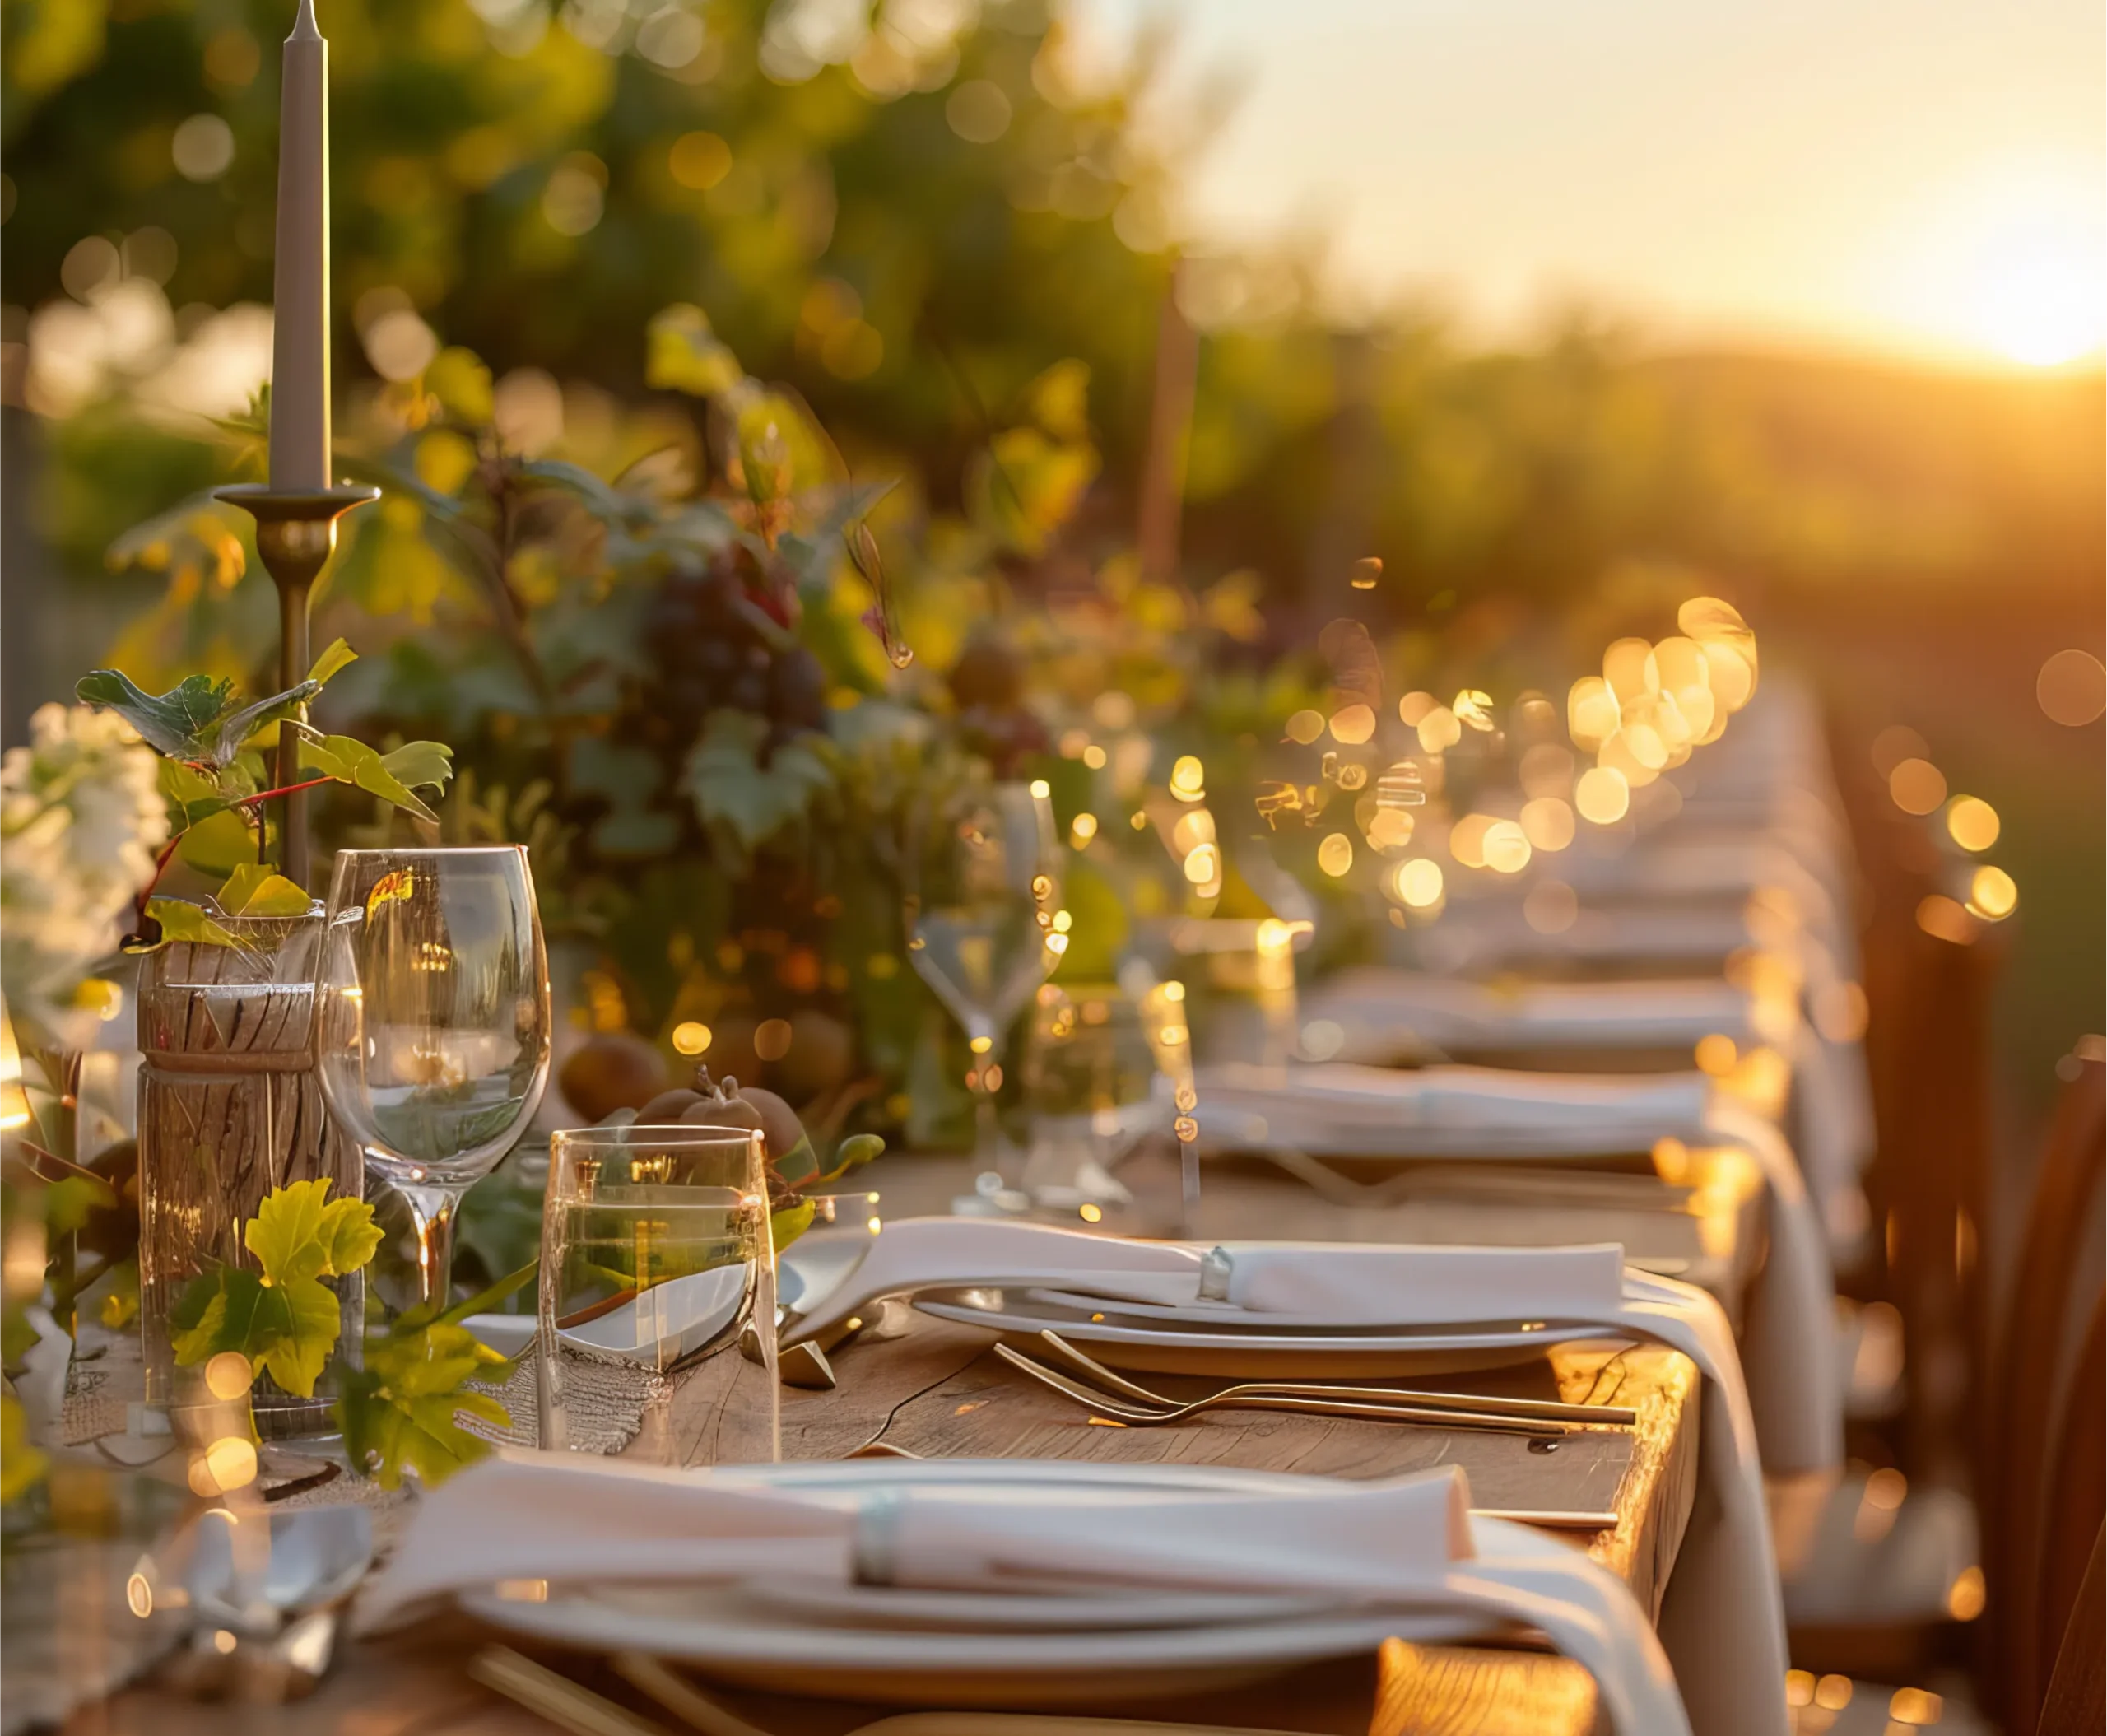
[1190,1062,1714,1159]
[1183,1063,1844,1480]
[1167,1244,1789,1736]
[358,1451,1691,1735]
[1308,970,1758,1063]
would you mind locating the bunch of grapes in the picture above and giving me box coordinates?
[639,553,828,754]
[948,631,1048,775]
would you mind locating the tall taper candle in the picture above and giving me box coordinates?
[268,0,331,490]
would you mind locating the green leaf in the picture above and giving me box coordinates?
[335,1322,512,1490]
[217,864,312,919]
[646,303,743,398]
[771,1134,820,1191]
[770,1198,817,1254]
[167,1265,344,1398]
[681,710,835,856]
[210,678,326,766]
[435,1259,539,1329]
[244,1178,379,1285]
[133,898,238,951]
[76,670,235,760]
[300,734,441,823]
[254,1278,344,1398]
[1,1394,48,1505]
[378,740,455,797]
[305,638,359,686]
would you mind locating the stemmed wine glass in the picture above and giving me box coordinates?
[315,846,551,1307]
[904,777,1063,1198]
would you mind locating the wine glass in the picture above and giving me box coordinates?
[538,1124,776,1464]
[904,777,1063,1198]
[316,846,551,1308]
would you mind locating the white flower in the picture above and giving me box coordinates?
[1,704,169,1050]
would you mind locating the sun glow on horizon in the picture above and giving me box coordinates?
[1878,161,2106,371]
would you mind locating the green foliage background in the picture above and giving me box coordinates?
[2,0,2100,1117]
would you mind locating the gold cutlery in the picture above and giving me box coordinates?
[994,1342,1579,1437]
[1036,1329,1637,1427]
[471,1646,677,1736]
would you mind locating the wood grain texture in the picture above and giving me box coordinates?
[135,920,359,1433]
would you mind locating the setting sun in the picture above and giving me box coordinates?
[1972,225,2102,368]
[1878,162,2106,370]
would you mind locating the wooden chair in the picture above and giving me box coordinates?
[2038,1525,2104,1736]
[1984,1050,2105,1732]
[2032,1297,2105,1712]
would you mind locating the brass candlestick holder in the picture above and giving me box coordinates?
[212,482,379,889]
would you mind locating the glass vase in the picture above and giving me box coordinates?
[135,907,359,1439]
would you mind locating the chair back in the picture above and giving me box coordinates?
[1986,1048,2105,1733]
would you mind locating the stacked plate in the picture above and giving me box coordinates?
[461,1459,1499,1706]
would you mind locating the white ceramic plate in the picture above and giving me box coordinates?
[458,1459,1503,1705]
[910,1289,1589,1377]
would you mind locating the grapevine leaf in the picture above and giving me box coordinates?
[335,1322,512,1490]
[435,1259,540,1329]
[378,740,456,797]
[770,1198,817,1254]
[76,670,235,761]
[681,710,835,856]
[645,303,743,399]
[244,1178,379,1285]
[314,1194,386,1282]
[770,1134,819,1191]
[300,734,441,822]
[217,864,312,919]
[1,1394,48,1504]
[305,638,359,686]
[167,1266,343,1396]
[132,898,238,952]
[212,678,326,766]
[254,1278,344,1398]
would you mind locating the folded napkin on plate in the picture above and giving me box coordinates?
[1305,971,1759,1064]
[1184,1062,1842,1481]
[359,1451,1691,1736]
[774,1218,1786,1735]
[1077,1240,1788,1736]
[1190,1062,1714,1158]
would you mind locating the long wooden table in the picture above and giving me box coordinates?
[79,1305,1700,1736]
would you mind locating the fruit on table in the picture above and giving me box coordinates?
[557,1032,671,1124]
[633,1065,884,1202]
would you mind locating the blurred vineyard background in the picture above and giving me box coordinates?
[2,0,2099,1142]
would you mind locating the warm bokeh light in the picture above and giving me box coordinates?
[1285,708,1325,745]
[1169,756,1205,799]
[672,1020,711,1055]
[1519,796,1574,852]
[1316,832,1354,877]
[1968,864,2017,920]
[1574,765,1631,825]
[1566,677,1619,751]
[1449,813,1493,869]
[1602,637,1658,703]
[1328,704,1376,745]
[1392,858,1444,909]
[1916,893,1976,945]
[2037,649,2106,726]
[1887,757,1947,816]
[1451,689,1495,733]
[1415,705,1462,753]
[1944,797,1999,853]
[1481,819,1531,875]
[1397,691,1437,728]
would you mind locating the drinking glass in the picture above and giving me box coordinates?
[903,778,1063,1195]
[315,846,551,1308]
[537,1125,777,1463]
[1022,982,1157,1212]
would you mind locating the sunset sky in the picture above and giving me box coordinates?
[1090,0,2105,367]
